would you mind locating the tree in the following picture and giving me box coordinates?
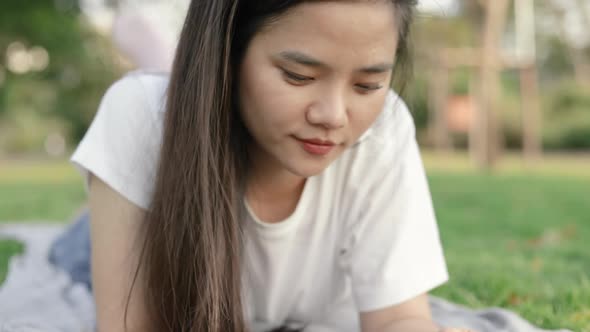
[0,0,123,154]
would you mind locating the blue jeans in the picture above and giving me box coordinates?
[48,210,93,291]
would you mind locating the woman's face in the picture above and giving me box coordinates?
[238,1,399,178]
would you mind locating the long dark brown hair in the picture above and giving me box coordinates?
[126,0,417,331]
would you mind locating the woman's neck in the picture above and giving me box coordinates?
[245,144,307,223]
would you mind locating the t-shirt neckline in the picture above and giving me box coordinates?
[243,175,317,236]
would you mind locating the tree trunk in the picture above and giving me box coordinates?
[475,0,510,170]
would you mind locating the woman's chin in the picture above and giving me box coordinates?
[286,159,334,178]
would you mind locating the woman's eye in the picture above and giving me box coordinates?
[282,69,313,85]
[355,83,383,93]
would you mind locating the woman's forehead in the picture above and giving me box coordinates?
[263,1,397,36]
[253,1,399,68]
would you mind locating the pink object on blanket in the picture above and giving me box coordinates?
[111,6,176,71]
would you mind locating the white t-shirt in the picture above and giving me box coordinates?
[71,70,449,332]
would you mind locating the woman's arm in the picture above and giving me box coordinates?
[88,174,151,332]
[359,293,473,332]
[360,293,437,332]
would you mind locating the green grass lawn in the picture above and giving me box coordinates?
[0,154,588,331]
[0,239,25,283]
[0,159,86,221]
[429,173,590,331]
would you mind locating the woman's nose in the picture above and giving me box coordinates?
[305,90,348,130]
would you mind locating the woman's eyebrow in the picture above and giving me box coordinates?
[358,63,394,74]
[276,50,326,68]
[275,50,394,74]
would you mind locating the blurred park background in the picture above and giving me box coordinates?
[0,0,588,331]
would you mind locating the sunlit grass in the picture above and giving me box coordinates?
[0,158,81,184]
[0,157,86,222]
[422,150,590,178]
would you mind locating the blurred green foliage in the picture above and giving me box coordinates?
[0,1,588,154]
[543,82,590,150]
[0,0,122,155]
[497,78,590,151]
[410,4,590,151]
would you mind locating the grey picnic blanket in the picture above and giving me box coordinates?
[0,223,573,332]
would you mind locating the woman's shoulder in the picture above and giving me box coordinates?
[104,69,171,118]
[327,89,418,195]
[71,71,172,209]
[351,89,417,165]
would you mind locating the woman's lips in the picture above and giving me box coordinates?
[295,137,336,156]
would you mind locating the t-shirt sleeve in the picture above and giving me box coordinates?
[347,100,449,312]
[70,74,163,210]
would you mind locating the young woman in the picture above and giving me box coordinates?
[69,0,473,331]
